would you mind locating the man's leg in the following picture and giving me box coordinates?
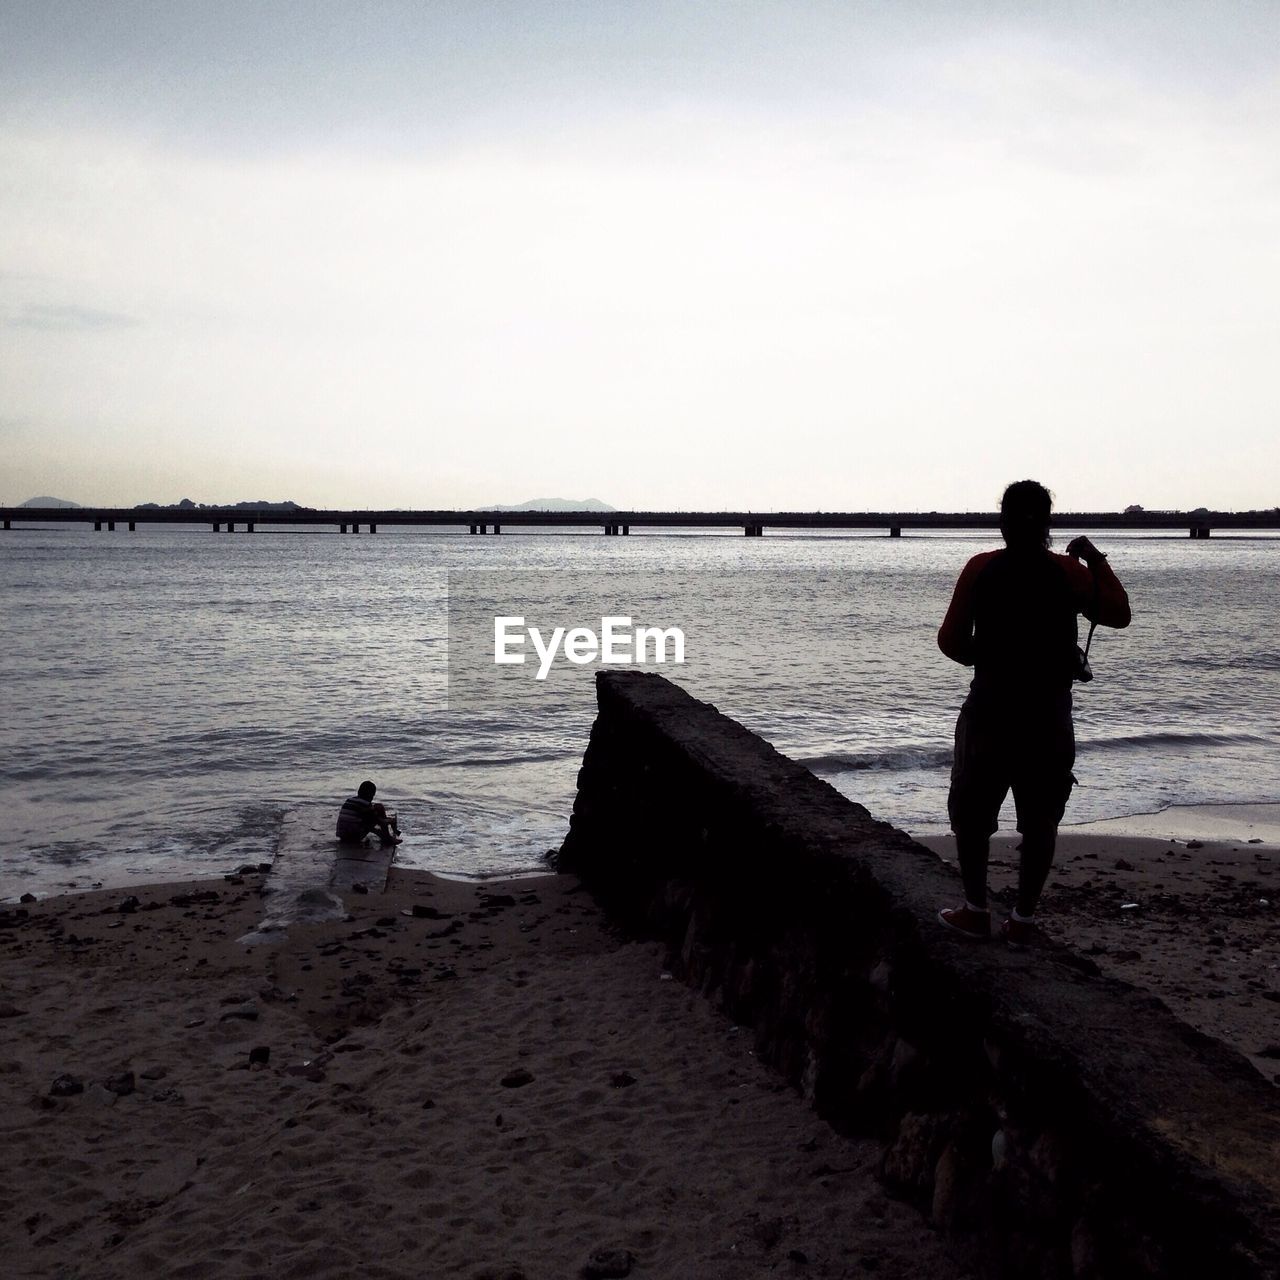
[1015,828,1057,919]
[947,702,1004,911]
[1010,702,1075,922]
[955,831,992,910]
[941,703,1006,938]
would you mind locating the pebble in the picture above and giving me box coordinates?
[500,1069,535,1088]
[170,890,221,908]
[220,1002,259,1022]
[581,1248,634,1278]
[104,1071,135,1096]
[406,904,451,919]
[49,1073,84,1097]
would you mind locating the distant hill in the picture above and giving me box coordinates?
[486,497,617,512]
[20,496,81,508]
[133,498,307,512]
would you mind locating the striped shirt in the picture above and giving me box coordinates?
[336,796,376,840]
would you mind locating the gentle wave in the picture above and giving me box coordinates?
[1174,652,1280,672]
[800,746,953,774]
[438,751,582,769]
[1080,729,1272,752]
[799,727,1273,778]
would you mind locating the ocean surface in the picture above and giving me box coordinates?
[2,523,1278,900]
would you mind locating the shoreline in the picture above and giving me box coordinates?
[906,797,1280,846]
[7,799,1279,908]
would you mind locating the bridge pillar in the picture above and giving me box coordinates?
[2,519,8,530]
[107,520,115,531]
[247,522,255,533]
[623,524,630,535]
[494,524,501,535]
[1191,525,1211,539]
[340,523,347,534]
[95,521,102,531]
[226,521,235,533]
[469,524,476,534]
[369,523,376,534]
[212,522,220,532]
[890,526,901,538]
[128,521,136,532]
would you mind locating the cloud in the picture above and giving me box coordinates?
[8,303,141,331]
[2,6,1278,509]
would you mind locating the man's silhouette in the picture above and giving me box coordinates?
[937,480,1131,945]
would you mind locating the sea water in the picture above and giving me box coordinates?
[1,524,1277,899]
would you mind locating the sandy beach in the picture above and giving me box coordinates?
[4,809,1276,1279]
[3,867,970,1280]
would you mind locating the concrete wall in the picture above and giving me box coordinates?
[558,671,1280,1280]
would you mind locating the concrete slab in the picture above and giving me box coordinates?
[239,806,398,944]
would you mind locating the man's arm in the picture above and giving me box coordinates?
[937,553,991,665]
[1064,537,1131,628]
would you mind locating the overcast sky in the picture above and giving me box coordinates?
[2,1,1277,511]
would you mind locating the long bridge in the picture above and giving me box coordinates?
[2,505,1277,538]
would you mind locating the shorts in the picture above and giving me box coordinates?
[947,694,1076,838]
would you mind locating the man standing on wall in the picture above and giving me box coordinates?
[936,480,1131,945]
